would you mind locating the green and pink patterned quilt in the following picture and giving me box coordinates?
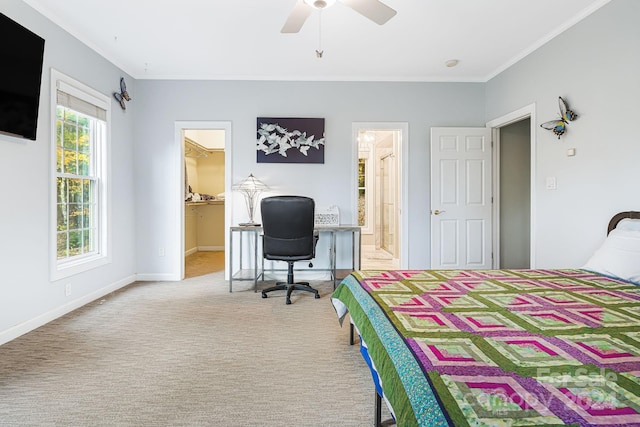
[331,269,640,426]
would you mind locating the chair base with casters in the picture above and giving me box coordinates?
[261,261,320,304]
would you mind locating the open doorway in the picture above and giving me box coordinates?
[487,104,536,269]
[497,119,531,268]
[183,129,226,278]
[175,121,232,281]
[353,123,408,270]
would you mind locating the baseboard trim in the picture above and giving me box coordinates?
[185,247,223,257]
[0,275,136,346]
[198,246,224,251]
[135,273,181,281]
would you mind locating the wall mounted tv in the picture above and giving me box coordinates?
[0,13,45,141]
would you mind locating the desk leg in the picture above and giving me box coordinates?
[254,230,258,292]
[350,230,358,272]
[355,228,361,270]
[229,228,233,292]
[331,231,337,288]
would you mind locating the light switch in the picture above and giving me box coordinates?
[546,177,557,190]
[567,148,576,156]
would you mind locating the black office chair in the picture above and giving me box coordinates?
[260,195,320,305]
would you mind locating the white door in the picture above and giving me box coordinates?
[430,127,492,269]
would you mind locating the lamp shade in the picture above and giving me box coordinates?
[231,173,269,194]
[232,174,268,226]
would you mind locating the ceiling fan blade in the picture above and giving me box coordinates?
[340,0,397,25]
[281,0,313,33]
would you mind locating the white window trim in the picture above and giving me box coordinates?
[49,69,112,281]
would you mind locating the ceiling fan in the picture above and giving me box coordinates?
[281,0,397,33]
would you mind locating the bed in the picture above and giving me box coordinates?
[331,211,640,426]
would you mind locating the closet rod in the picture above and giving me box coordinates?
[184,137,209,158]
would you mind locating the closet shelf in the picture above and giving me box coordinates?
[186,200,224,206]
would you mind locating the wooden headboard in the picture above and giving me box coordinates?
[608,211,640,234]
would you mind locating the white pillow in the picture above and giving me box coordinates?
[583,227,640,284]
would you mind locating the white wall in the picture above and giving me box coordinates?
[0,1,137,343]
[485,0,640,267]
[133,80,486,277]
[3,0,637,344]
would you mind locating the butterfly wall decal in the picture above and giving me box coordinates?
[540,96,578,139]
[113,77,132,110]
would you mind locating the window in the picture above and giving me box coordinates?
[51,70,110,280]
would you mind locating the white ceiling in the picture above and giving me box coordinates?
[23,0,610,82]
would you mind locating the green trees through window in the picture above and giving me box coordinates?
[55,107,98,260]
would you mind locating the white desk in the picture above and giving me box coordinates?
[228,225,361,292]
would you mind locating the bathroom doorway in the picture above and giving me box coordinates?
[354,124,406,270]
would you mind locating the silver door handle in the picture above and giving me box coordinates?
[432,209,446,215]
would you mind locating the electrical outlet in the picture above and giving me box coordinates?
[65,283,71,296]
[159,247,165,257]
[545,177,557,190]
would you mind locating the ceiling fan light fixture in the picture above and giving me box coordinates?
[304,0,336,9]
[283,0,395,33]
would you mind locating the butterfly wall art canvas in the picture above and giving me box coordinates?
[540,96,578,139]
[256,117,325,164]
[113,77,131,110]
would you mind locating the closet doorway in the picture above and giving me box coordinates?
[177,122,232,280]
[353,123,408,270]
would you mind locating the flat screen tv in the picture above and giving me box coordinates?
[0,13,45,141]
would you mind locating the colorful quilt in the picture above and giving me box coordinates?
[331,269,640,427]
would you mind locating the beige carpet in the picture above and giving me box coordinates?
[0,272,389,426]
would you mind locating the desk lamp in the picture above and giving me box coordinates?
[232,173,269,226]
